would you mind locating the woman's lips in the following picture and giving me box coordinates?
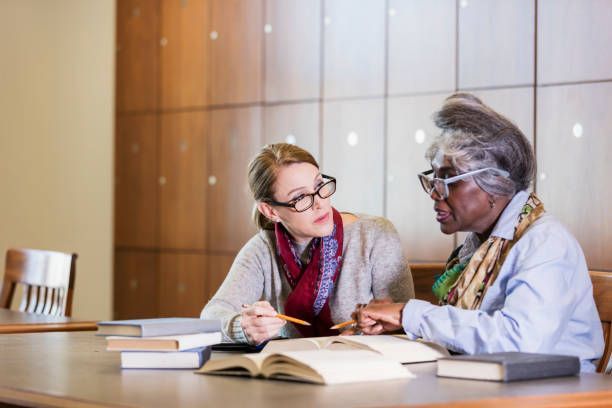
[435,210,452,223]
[314,212,330,224]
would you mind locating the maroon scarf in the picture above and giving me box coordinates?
[275,208,344,337]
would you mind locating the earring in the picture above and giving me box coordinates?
[488,198,496,209]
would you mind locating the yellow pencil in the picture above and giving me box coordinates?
[241,305,311,326]
[329,319,356,330]
[275,314,311,326]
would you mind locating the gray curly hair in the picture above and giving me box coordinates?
[426,93,536,197]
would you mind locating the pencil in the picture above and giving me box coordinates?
[329,319,356,330]
[241,305,311,326]
[275,314,311,326]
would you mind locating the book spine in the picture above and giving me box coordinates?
[505,358,580,381]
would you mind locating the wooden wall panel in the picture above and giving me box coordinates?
[159,253,207,317]
[116,0,159,112]
[538,0,612,84]
[160,0,209,109]
[473,87,535,144]
[323,0,385,99]
[207,254,235,303]
[264,0,321,102]
[537,82,612,270]
[388,0,455,95]
[209,0,263,105]
[263,103,320,161]
[115,114,158,248]
[208,107,261,252]
[458,0,535,89]
[159,112,208,250]
[386,94,454,262]
[114,251,158,319]
[322,99,384,216]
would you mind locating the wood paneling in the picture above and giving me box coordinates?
[322,99,384,215]
[263,102,320,161]
[386,94,454,262]
[473,87,534,144]
[116,0,159,111]
[207,254,235,302]
[388,0,455,95]
[114,251,158,319]
[159,112,208,250]
[264,0,321,102]
[160,0,209,109]
[209,0,263,105]
[536,82,612,270]
[115,114,158,248]
[159,253,207,317]
[208,107,261,252]
[458,0,535,89]
[323,0,385,99]
[538,0,612,84]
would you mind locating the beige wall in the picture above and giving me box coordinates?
[0,1,115,319]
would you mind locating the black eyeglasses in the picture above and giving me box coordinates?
[267,175,336,212]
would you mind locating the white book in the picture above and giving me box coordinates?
[261,334,449,364]
[198,349,415,385]
[121,347,212,369]
[106,331,222,351]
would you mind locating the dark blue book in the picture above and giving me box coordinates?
[120,346,212,369]
[437,352,580,382]
[97,318,221,337]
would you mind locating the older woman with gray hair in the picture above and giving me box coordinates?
[353,93,604,372]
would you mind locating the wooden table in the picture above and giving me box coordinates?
[0,309,97,334]
[0,332,610,408]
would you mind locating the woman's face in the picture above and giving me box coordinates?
[269,162,334,243]
[430,156,499,235]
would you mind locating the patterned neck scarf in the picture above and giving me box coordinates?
[275,208,344,336]
[433,193,545,309]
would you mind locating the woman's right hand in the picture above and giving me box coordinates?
[240,301,286,345]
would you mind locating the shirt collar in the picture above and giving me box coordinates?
[490,190,530,240]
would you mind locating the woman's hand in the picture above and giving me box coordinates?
[353,299,406,335]
[240,301,286,345]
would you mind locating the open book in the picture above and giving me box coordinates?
[197,349,414,385]
[260,335,449,364]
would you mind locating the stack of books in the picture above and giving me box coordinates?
[97,317,222,369]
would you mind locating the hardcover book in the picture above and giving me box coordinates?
[120,346,212,369]
[96,318,221,337]
[106,332,222,352]
[436,352,580,382]
[261,334,449,364]
[198,349,415,385]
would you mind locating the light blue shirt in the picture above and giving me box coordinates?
[402,191,604,372]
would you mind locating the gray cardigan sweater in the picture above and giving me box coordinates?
[200,214,415,341]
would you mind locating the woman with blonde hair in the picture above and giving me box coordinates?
[201,143,414,345]
[352,93,603,372]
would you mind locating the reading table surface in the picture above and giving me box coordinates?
[0,309,97,334]
[0,332,610,408]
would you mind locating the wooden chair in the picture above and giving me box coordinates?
[0,248,77,317]
[590,270,612,374]
[409,262,446,304]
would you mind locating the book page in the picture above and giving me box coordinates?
[198,353,268,377]
[327,335,449,363]
[260,337,332,354]
[261,350,415,385]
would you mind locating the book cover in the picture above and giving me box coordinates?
[261,334,449,364]
[120,346,212,369]
[197,349,415,385]
[96,318,221,337]
[437,352,580,382]
[106,331,222,351]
